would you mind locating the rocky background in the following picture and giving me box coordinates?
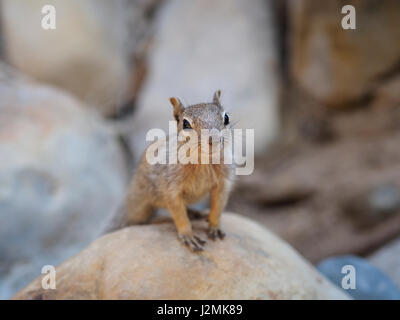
[1,0,400,299]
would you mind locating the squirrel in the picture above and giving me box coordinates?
[103,90,235,252]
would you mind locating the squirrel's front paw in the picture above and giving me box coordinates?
[179,233,207,252]
[207,227,225,240]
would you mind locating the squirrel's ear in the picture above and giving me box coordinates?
[169,97,184,121]
[213,90,222,106]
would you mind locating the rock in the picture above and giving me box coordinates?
[289,0,400,108]
[0,64,127,299]
[14,213,348,300]
[298,116,336,143]
[128,0,280,161]
[317,255,400,300]
[235,176,315,208]
[342,184,400,229]
[229,130,400,263]
[369,237,400,287]
[1,0,158,116]
[371,75,400,110]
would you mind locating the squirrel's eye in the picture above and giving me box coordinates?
[224,113,230,126]
[183,119,191,129]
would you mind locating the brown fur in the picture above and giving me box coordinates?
[104,90,235,251]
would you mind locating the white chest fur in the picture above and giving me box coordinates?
[182,165,220,204]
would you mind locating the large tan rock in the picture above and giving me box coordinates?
[128,0,280,161]
[1,0,156,116]
[14,213,348,300]
[0,64,127,299]
[289,0,400,108]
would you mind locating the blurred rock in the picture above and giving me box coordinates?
[0,64,127,299]
[317,255,400,300]
[1,0,159,116]
[371,75,400,110]
[236,176,315,208]
[289,0,400,108]
[369,237,400,287]
[14,213,347,300]
[128,0,280,161]
[229,128,400,263]
[342,184,400,229]
[298,116,335,144]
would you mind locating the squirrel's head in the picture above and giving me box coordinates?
[169,90,231,156]
[169,90,230,133]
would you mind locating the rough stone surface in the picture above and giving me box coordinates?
[14,213,348,300]
[0,64,127,299]
[128,0,280,162]
[289,0,400,107]
[369,237,400,287]
[1,0,156,116]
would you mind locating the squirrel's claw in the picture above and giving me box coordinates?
[179,234,206,252]
[207,227,226,241]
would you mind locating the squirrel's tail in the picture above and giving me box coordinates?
[100,198,154,235]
